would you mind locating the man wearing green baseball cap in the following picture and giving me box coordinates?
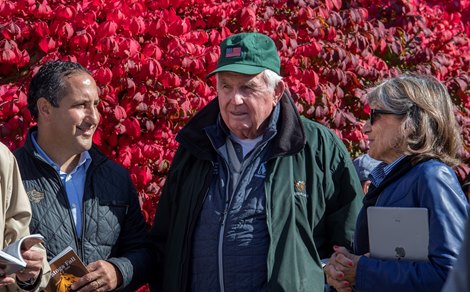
[150,32,363,292]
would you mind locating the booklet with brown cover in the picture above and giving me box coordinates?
[45,246,88,292]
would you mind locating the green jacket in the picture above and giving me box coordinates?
[150,91,363,291]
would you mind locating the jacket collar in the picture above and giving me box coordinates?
[176,89,306,160]
[204,101,280,154]
[23,126,108,166]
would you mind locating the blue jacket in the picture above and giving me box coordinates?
[355,159,469,292]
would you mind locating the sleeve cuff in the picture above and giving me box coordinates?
[16,269,43,291]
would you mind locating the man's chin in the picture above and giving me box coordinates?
[77,138,93,150]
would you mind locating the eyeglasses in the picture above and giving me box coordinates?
[370,109,407,125]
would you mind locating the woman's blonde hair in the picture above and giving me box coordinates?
[367,74,462,167]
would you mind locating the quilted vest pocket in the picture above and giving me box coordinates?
[97,200,129,245]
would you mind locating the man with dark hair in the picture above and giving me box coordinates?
[14,60,151,292]
[150,32,363,292]
[26,61,91,119]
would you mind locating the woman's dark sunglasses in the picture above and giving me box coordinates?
[370,109,407,125]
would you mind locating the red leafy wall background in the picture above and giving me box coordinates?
[0,0,469,283]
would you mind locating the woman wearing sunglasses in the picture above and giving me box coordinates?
[324,74,469,292]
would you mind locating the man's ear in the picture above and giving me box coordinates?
[273,80,285,104]
[36,98,52,119]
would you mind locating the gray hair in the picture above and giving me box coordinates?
[215,69,283,93]
[262,69,283,92]
[367,74,462,167]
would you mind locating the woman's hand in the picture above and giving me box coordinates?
[324,246,362,292]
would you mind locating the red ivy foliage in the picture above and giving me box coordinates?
[1,0,469,245]
[1,0,469,290]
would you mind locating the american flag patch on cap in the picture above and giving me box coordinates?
[225,47,241,57]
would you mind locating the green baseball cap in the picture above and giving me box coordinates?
[207,32,281,78]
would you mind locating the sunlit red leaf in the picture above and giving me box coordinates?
[97,21,118,39]
[130,17,146,36]
[0,1,16,17]
[148,18,168,37]
[142,43,162,59]
[120,38,141,57]
[70,31,92,52]
[0,39,20,64]
[31,1,52,18]
[114,105,127,121]
[296,41,322,57]
[122,117,141,138]
[1,22,21,40]
[240,6,257,27]
[131,165,152,186]
[38,37,56,53]
[50,21,74,40]
[142,59,162,79]
[56,5,75,19]
[118,147,132,168]
[94,67,113,85]
[96,37,119,54]
[160,72,181,88]
[168,18,191,36]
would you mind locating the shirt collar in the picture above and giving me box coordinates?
[369,155,406,187]
[31,131,92,175]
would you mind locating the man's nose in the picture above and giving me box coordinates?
[231,91,244,105]
[88,105,100,123]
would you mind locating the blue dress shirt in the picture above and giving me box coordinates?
[31,132,91,236]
